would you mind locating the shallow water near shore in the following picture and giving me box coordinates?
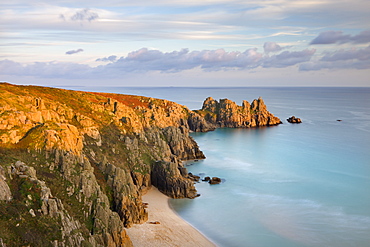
[65,86,370,247]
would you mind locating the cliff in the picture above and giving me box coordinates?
[0,83,281,246]
[195,97,282,128]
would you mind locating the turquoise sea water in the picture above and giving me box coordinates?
[66,86,370,247]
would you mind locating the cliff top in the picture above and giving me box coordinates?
[0,82,193,152]
[0,82,180,123]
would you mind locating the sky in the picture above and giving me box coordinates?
[1,0,370,87]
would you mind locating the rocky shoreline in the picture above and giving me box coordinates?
[0,83,281,246]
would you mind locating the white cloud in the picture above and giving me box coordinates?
[263,42,283,53]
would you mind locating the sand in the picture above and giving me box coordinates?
[126,187,217,247]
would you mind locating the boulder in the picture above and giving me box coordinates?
[287,116,302,123]
[149,221,160,224]
[209,177,222,185]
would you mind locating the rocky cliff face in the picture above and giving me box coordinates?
[0,83,281,246]
[0,83,207,246]
[196,97,281,128]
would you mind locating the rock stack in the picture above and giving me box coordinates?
[195,97,281,128]
[287,116,302,123]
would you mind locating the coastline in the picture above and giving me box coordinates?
[126,187,216,247]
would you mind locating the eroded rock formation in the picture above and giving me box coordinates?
[0,83,281,246]
[196,97,281,128]
[287,116,302,123]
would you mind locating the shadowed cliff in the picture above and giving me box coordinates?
[0,83,281,246]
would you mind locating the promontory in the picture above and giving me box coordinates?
[0,83,281,246]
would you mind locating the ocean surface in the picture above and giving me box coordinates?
[65,86,370,247]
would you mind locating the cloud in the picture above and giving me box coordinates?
[300,60,370,71]
[0,59,91,78]
[66,49,84,55]
[263,49,316,68]
[60,8,99,22]
[96,55,117,62]
[263,42,283,53]
[1,47,352,79]
[101,48,264,73]
[300,45,370,71]
[321,46,370,62]
[351,30,370,44]
[310,31,349,45]
[310,30,370,45]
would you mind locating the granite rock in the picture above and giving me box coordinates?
[197,97,281,128]
[287,116,302,123]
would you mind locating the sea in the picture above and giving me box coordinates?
[64,86,370,247]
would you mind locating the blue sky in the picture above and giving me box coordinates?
[1,0,370,87]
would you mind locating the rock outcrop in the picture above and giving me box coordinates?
[187,112,216,132]
[0,83,281,246]
[0,166,12,201]
[196,97,281,128]
[209,177,222,185]
[151,161,198,198]
[287,116,302,123]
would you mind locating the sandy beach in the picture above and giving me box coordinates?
[126,187,216,247]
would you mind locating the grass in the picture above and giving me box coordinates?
[0,201,62,246]
[0,148,63,246]
[0,147,93,245]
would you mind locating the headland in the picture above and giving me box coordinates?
[0,82,280,246]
